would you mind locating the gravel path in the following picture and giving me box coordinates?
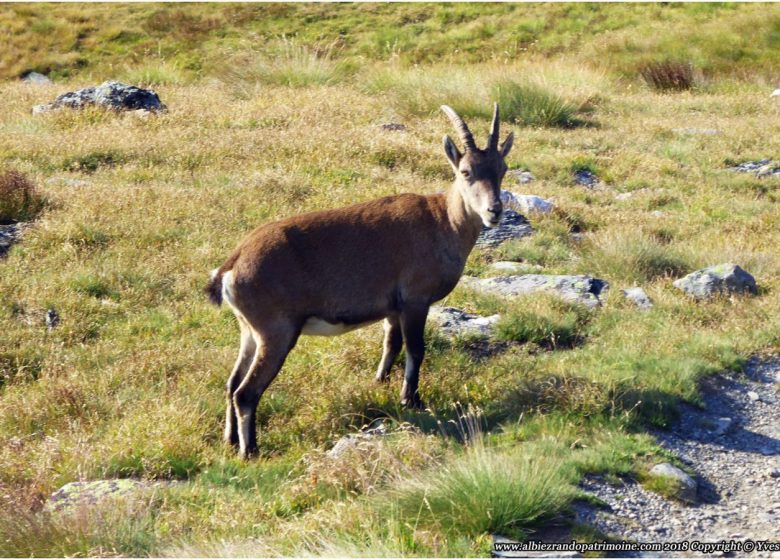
[574,357,780,557]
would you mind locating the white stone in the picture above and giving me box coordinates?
[501,191,554,214]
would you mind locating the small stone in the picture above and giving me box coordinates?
[768,468,780,478]
[45,309,59,331]
[428,306,500,338]
[21,71,52,85]
[506,169,535,184]
[712,417,733,436]
[772,89,780,97]
[747,391,760,402]
[649,462,697,503]
[673,263,757,299]
[573,169,601,188]
[623,287,653,310]
[379,123,406,131]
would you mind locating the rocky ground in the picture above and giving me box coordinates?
[573,357,780,557]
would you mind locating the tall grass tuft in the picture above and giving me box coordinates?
[392,441,574,538]
[0,170,46,223]
[219,38,355,95]
[493,81,579,127]
[639,60,696,91]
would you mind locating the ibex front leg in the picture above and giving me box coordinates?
[399,304,429,409]
[375,316,403,383]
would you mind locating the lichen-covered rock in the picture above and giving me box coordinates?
[475,209,533,248]
[428,306,500,338]
[649,463,697,503]
[728,159,780,178]
[33,81,166,114]
[623,287,653,310]
[45,479,151,512]
[462,274,609,308]
[673,263,757,299]
[500,190,554,214]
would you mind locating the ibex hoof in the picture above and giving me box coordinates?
[401,396,425,410]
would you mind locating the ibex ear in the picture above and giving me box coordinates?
[500,132,514,158]
[443,135,461,171]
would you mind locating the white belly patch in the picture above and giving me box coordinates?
[301,317,378,336]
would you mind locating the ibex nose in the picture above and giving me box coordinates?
[488,204,503,217]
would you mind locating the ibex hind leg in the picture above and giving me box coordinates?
[233,323,299,458]
[224,318,256,446]
[375,316,403,383]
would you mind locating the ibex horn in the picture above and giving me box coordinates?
[487,103,500,151]
[441,105,477,152]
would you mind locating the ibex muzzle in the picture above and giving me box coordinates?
[207,104,514,458]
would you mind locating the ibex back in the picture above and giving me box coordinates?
[207,104,514,457]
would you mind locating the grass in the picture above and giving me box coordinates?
[1,2,780,556]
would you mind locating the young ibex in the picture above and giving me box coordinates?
[207,104,514,457]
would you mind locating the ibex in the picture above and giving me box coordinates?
[207,104,514,457]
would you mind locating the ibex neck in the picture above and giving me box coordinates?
[445,184,483,260]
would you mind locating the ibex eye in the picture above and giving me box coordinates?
[461,170,470,177]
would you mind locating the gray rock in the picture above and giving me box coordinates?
[46,479,153,512]
[623,287,653,310]
[506,169,535,184]
[327,421,389,459]
[772,89,780,98]
[21,71,51,85]
[729,159,780,178]
[462,274,609,308]
[768,468,780,479]
[501,190,554,214]
[673,263,757,299]
[0,223,23,258]
[475,209,533,248]
[33,80,166,114]
[428,306,500,338]
[747,391,761,402]
[649,463,697,503]
[573,169,601,188]
[45,309,59,331]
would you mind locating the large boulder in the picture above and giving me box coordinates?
[428,306,500,338]
[33,81,166,114]
[673,264,757,299]
[462,274,609,308]
[475,209,533,248]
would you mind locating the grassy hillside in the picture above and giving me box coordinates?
[1,3,780,556]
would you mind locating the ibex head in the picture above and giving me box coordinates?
[441,104,514,228]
